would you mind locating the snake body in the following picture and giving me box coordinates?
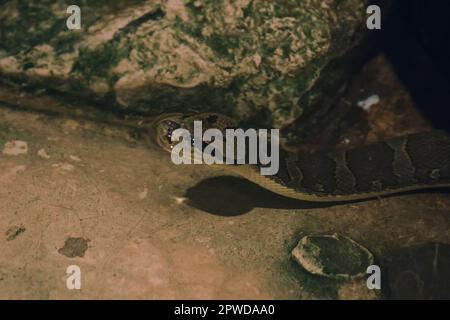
[152,113,450,202]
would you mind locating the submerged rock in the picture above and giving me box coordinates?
[0,0,367,128]
[292,234,374,280]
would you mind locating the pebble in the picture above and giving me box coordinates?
[357,94,380,111]
[37,148,51,159]
[2,140,28,156]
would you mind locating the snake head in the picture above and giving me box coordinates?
[151,113,184,152]
[152,112,237,153]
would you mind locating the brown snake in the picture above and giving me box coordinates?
[151,112,450,202]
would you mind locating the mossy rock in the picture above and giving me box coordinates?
[292,234,374,280]
[0,0,368,129]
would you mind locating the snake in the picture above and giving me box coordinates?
[150,112,450,202]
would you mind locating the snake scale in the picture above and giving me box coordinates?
[151,112,450,202]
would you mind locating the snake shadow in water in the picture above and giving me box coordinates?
[183,176,337,216]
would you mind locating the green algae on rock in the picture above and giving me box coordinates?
[0,0,367,128]
[292,234,374,280]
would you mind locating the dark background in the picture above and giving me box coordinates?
[383,0,450,131]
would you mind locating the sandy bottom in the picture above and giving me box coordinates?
[0,55,449,299]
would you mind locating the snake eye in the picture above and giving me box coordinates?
[163,120,181,142]
[164,120,180,130]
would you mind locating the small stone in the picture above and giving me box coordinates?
[342,138,351,145]
[69,155,82,162]
[172,196,186,204]
[292,234,374,280]
[37,148,50,159]
[2,140,28,156]
[138,187,148,199]
[357,94,380,111]
[58,237,90,258]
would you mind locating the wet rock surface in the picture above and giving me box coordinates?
[0,0,367,128]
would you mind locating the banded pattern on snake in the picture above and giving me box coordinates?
[151,112,450,202]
